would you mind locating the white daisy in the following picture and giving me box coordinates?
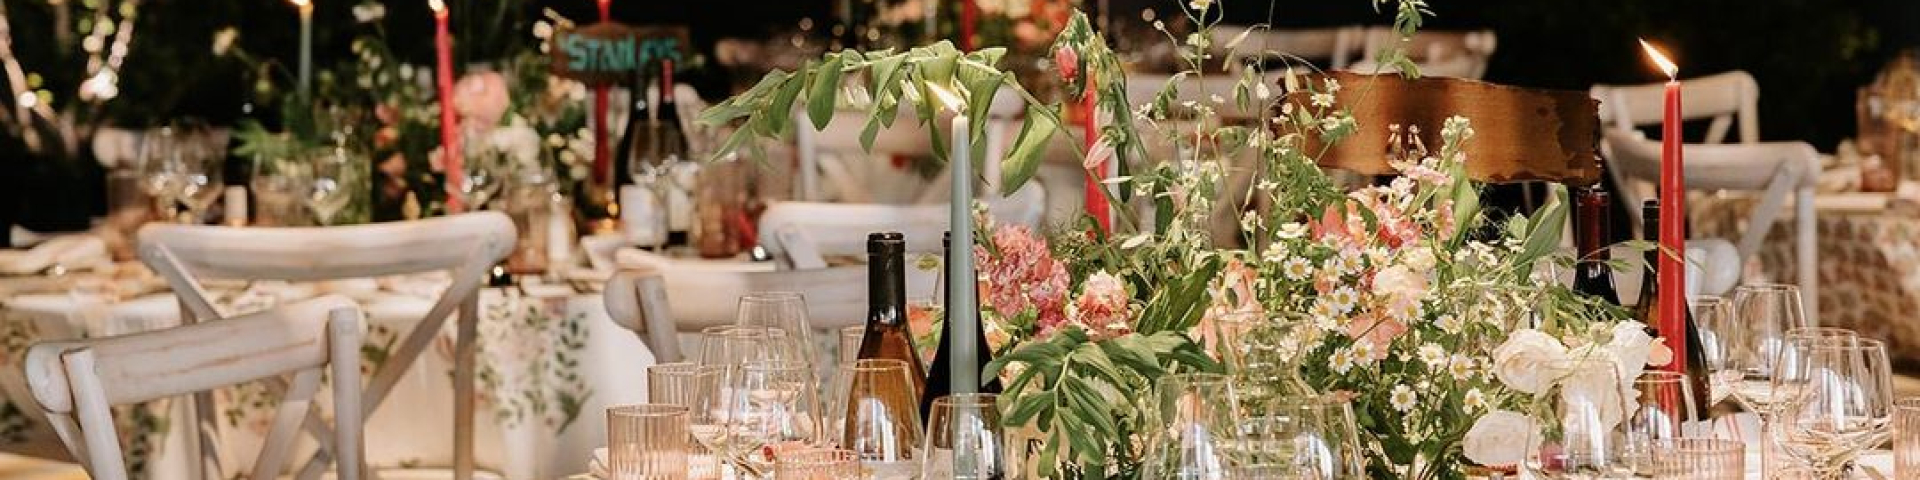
[1325,77,1343,93]
[1435,314,1462,333]
[1328,287,1360,313]
[1311,92,1336,108]
[1390,385,1417,412]
[1278,222,1309,239]
[1463,388,1486,411]
[1282,257,1313,280]
[1330,348,1356,374]
[1449,354,1475,380]
[1418,343,1446,368]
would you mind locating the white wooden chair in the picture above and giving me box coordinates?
[1348,28,1497,79]
[756,183,1046,270]
[23,295,364,480]
[1592,71,1761,147]
[1602,128,1819,316]
[1210,25,1365,70]
[792,109,934,202]
[605,252,939,363]
[136,212,516,480]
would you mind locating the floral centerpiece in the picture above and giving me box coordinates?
[703,0,1657,478]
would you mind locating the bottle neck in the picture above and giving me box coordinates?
[868,248,907,326]
[1575,191,1610,260]
[1641,201,1661,278]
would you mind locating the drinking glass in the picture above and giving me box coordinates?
[1622,371,1700,475]
[1771,337,1894,479]
[1141,372,1243,480]
[172,135,224,223]
[306,149,356,226]
[921,393,1006,480]
[1724,283,1810,414]
[1690,296,1734,406]
[699,326,801,367]
[774,448,860,480]
[736,292,816,365]
[649,362,723,407]
[1526,358,1629,478]
[607,404,692,480]
[1647,438,1745,480]
[461,146,512,210]
[732,360,825,474]
[1236,395,1366,479]
[833,358,922,479]
[1896,397,1920,477]
[138,127,185,220]
[838,326,865,365]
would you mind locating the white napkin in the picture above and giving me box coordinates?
[0,235,109,275]
[588,447,609,479]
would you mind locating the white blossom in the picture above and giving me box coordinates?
[1390,385,1417,411]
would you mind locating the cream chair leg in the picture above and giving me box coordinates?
[64,350,130,480]
[330,309,365,480]
[455,294,479,480]
[1797,186,1817,324]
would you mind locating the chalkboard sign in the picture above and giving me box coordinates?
[551,23,690,86]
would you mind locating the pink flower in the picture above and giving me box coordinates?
[976,225,1070,331]
[454,71,510,128]
[1055,46,1080,84]
[1073,270,1132,339]
[1346,313,1406,359]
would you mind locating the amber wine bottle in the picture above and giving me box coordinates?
[857,232,929,394]
[1634,200,1712,415]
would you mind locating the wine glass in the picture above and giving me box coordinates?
[1141,372,1243,480]
[1896,397,1920,477]
[687,362,747,478]
[732,360,825,474]
[172,127,225,223]
[1526,358,1630,478]
[1622,371,1700,475]
[699,326,802,367]
[1237,395,1366,479]
[1771,337,1894,479]
[1691,296,1735,406]
[735,292,816,366]
[138,127,185,221]
[1724,283,1810,413]
[921,393,1007,480]
[305,148,355,226]
[832,358,922,479]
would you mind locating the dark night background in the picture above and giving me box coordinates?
[3,0,1916,235]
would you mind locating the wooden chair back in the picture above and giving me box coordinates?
[1590,70,1759,146]
[756,184,1045,270]
[606,253,940,363]
[24,295,364,480]
[136,212,514,480]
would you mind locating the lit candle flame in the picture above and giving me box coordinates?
[427,0,445,13]
[1638,39,1677,79]
[925,81,966,114]
[290,0,309,7]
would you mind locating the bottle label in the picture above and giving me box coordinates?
[620,184,665,246]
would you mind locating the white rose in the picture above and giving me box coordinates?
[1373,264,1429,305]
[1463,410,1538,467]
[1556,358,1628,432]
[1491,329,1568,395]
[1606,321,1656,377]
[1403,246,1437,273]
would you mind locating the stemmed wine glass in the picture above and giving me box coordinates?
[832,358,923,479]
[735,292,816,367]
[1720,283,1810,413]
[138,127,185,221]
[305,148,355,226]
[1772,337,1895,479]
[1236,395,1366,479]
[731,360,825,475]
[172,125,225,223]
[1690,296,1735,406]
[921,393,1009,480]
[1141,372,1243,480]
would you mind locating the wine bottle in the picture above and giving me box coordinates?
[858,232,929,395]
[1572,187,1621,305]
[922,232,1003,417]
[654,59,694,248]
[614,66,653,188]
[616,66,666,249]
[1634,200,1712,415]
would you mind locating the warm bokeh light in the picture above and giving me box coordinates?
[427,0,445,14]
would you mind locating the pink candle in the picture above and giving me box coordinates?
[1641,39,1686,374]
[432,0,463,212]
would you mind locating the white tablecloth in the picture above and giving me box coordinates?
[0,278,655,480]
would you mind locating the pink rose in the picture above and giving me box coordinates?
[454,71,510,128]
[1346,314,1405,359]
[1072,270,1131,339]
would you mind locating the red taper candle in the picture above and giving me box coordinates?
[1642,39,1687,374]
[432,0,462,212]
